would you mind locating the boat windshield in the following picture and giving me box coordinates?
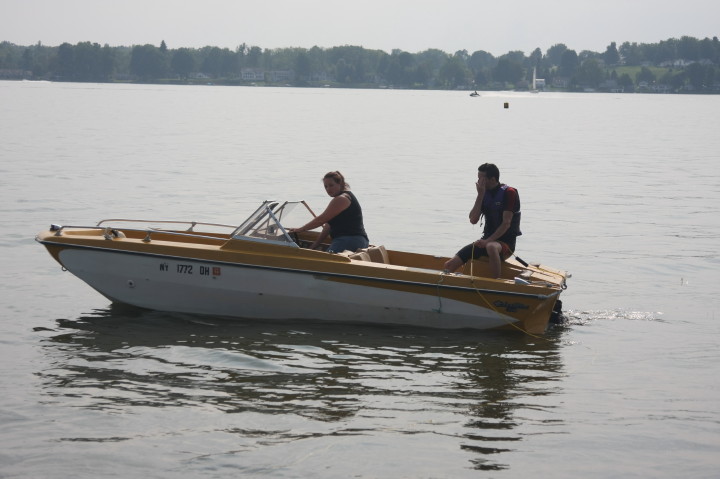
[230,201,315,247]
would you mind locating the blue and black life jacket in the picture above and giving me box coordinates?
[482,184,522,246]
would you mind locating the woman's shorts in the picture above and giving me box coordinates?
[328,235,370,254]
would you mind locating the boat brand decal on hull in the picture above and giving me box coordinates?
[493,300,530,313]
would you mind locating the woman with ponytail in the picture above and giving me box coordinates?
[289,171,369,253]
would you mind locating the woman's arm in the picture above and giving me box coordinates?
[290,194,351,233]
[310,224,331,249]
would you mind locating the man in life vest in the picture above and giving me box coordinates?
[443,163,521,278]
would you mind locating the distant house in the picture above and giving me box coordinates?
[637,81,670,93]
[189,72,211,80]
[0,69,32,80]
[651,83,671,93]
[659,59,693,68]
[599,79,623,93]
[308,71,331,82]
[241,68,265,81]
[552,77,570,88]
[268,70,294,82]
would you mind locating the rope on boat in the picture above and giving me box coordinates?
[468,242,547,339]
[433,273,445,313]
[468,258,544,338]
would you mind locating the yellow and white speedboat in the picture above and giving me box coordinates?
[36,201,569,333]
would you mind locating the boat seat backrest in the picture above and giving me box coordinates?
[366,245,389,264]
[338,246,388,264]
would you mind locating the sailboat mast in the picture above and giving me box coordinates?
[532,67,536,90]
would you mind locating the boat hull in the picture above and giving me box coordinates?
[44,243,560,333]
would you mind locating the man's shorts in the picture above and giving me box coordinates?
[456,241,512,263]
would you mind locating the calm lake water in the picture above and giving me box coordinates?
[1,80,719,478]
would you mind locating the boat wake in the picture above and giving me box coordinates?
[560,309,663,326]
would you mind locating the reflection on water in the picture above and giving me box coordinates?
[39,305,568,472]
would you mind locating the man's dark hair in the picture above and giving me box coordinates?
[478,163,500,182]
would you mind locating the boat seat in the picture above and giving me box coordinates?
[347,251,371,261]
[338,246,387,263]
[365,245,389,264]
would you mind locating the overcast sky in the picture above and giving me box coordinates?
[3,0,718,56]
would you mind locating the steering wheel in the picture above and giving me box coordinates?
[289,231,301,247]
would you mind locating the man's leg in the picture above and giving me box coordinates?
[486,241,503,278]
[443,255,464,273]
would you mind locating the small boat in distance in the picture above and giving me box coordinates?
[470,90,480,97]
[36,200,569,333]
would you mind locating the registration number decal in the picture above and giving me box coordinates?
[159,262,221,277]
[177,264,193,274]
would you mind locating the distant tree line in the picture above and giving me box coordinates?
[1,36,719,93]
